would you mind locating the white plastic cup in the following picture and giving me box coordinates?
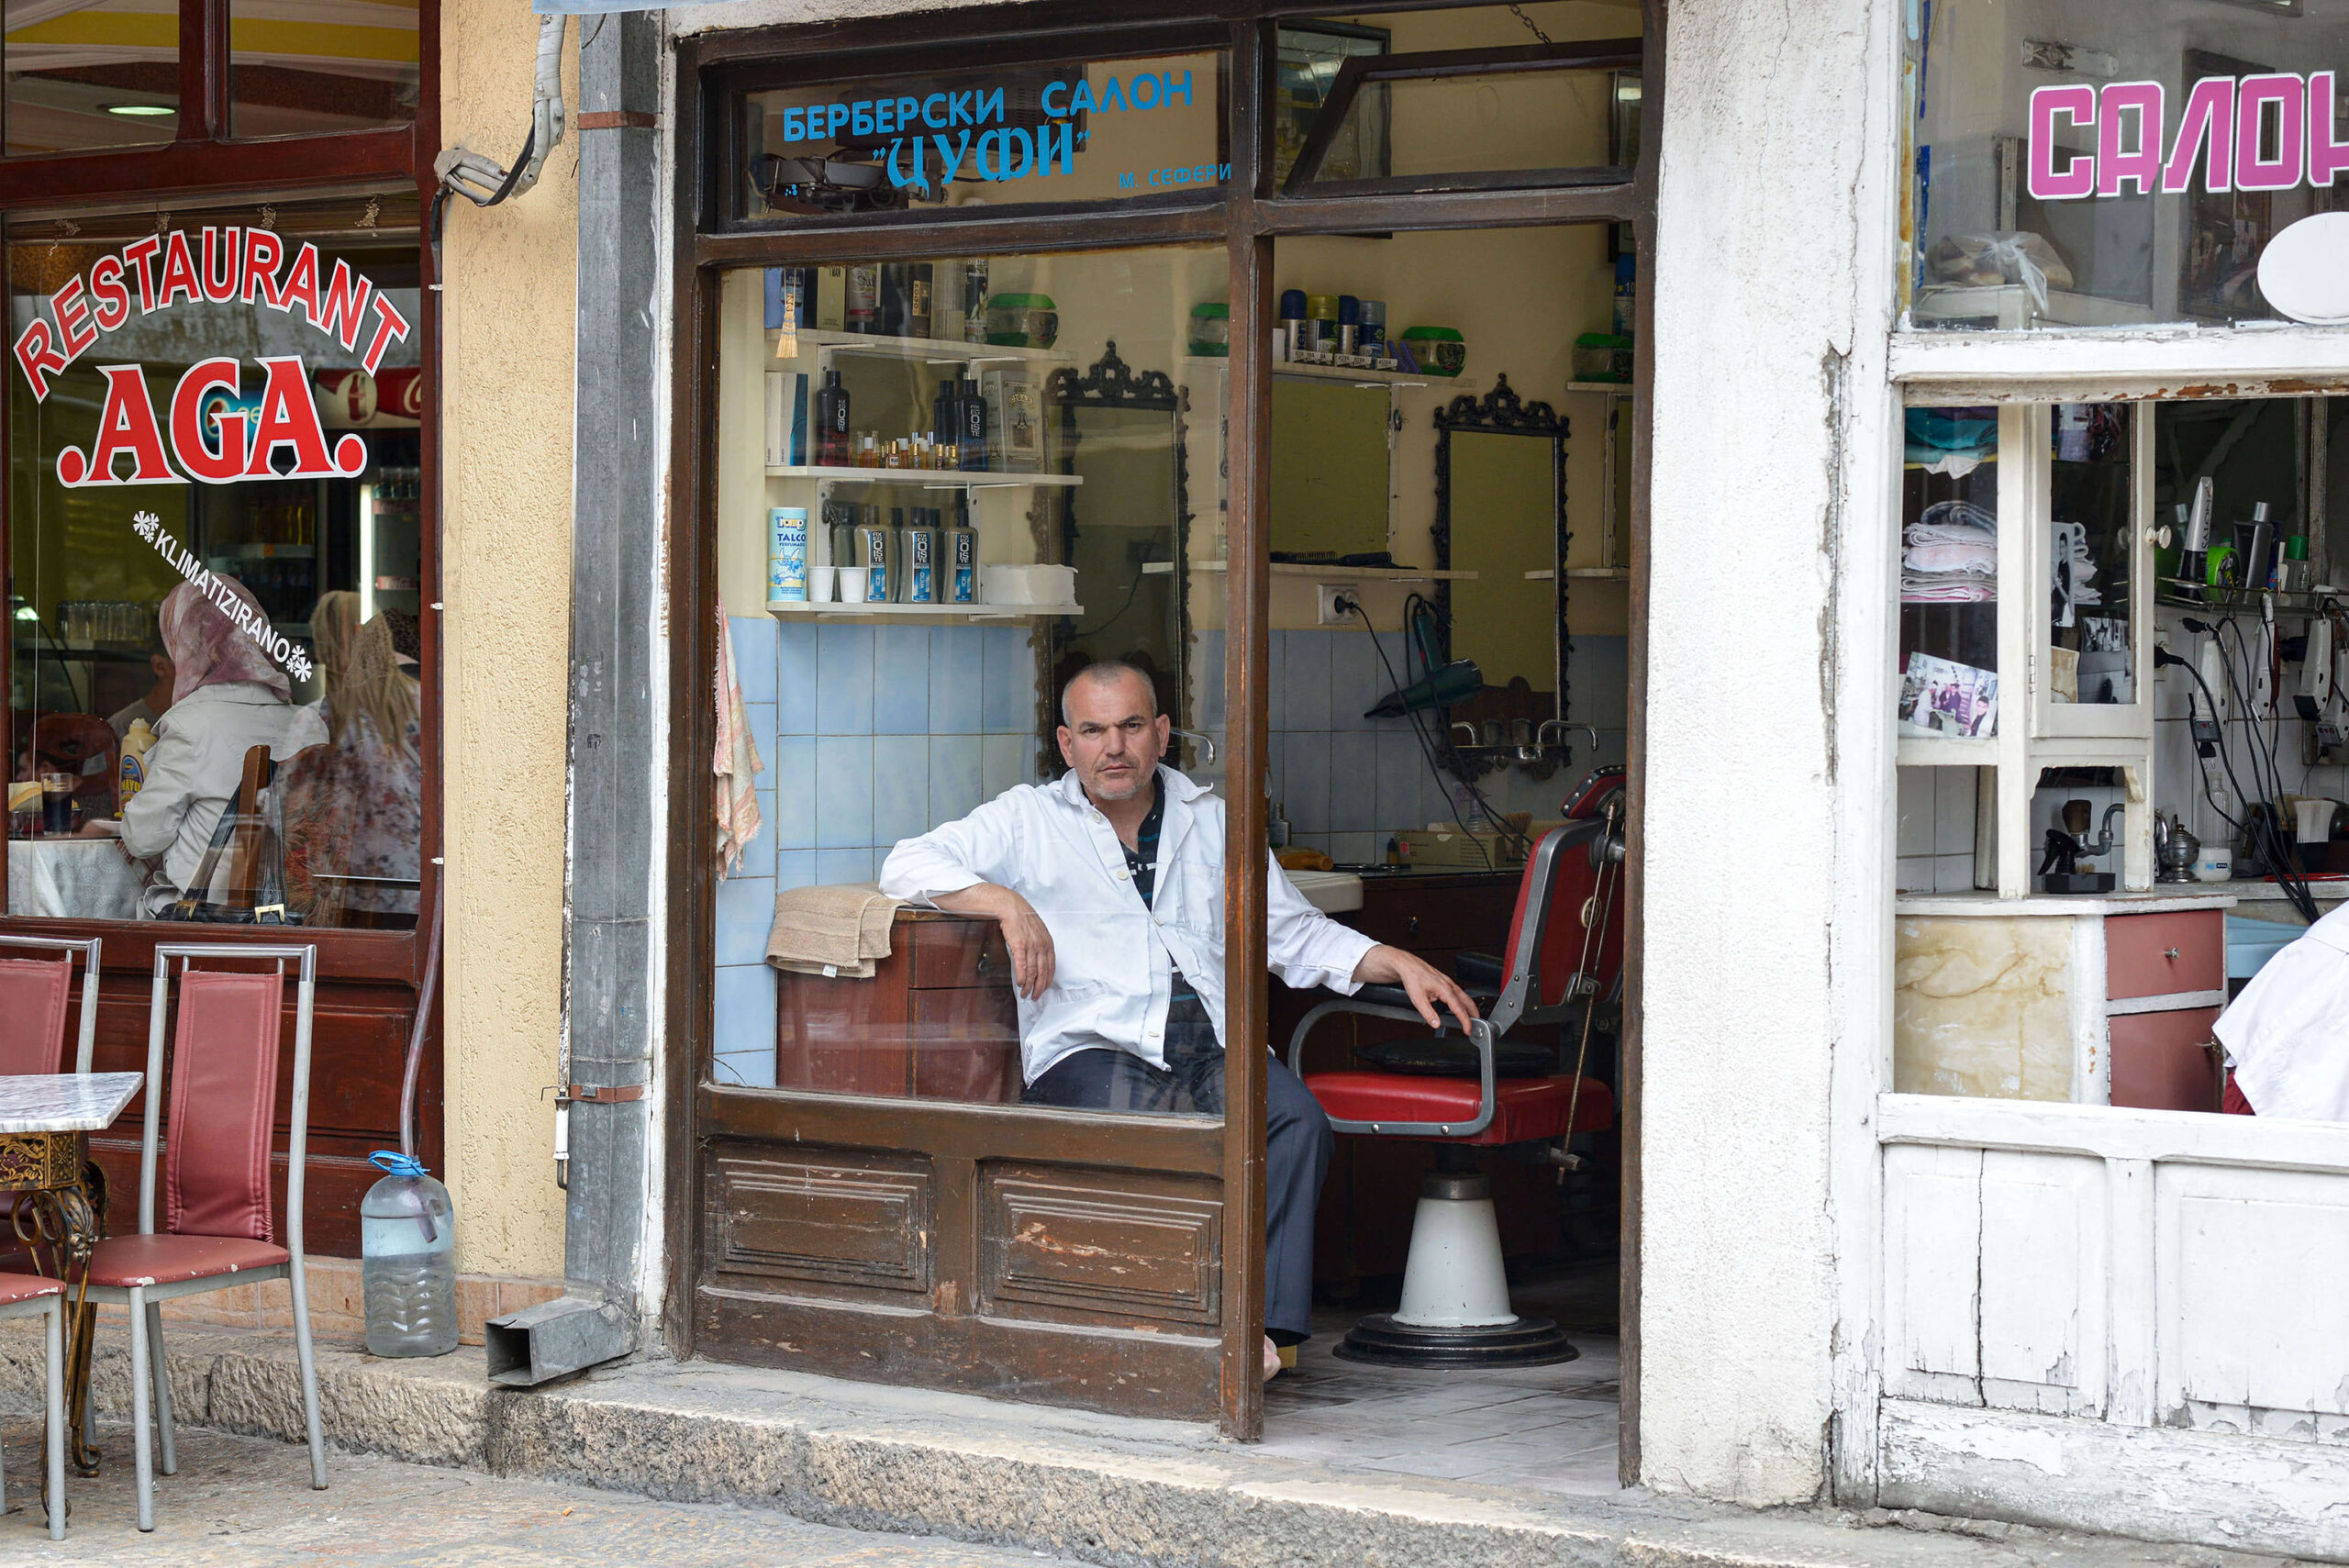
[807,561,835,602]
[837,568,869,604]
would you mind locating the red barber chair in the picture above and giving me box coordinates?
[1290,767,1626,1367]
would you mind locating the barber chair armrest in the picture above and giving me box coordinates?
[1287,989,1500,1140]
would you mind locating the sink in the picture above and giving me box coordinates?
[1283,868,1364,914]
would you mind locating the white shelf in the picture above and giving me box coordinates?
[767,328,1071,365]
[767,599,1082,620]
[764,466,1082,488]
[1525,568,1630,581]
[1141,561,1477,582]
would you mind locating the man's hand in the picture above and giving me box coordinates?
[1352,943,1479,1032]
[934,884,1056,999]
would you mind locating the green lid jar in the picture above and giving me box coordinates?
[1189,301,1230,357]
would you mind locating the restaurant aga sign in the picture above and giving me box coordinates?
[10,227,411,488]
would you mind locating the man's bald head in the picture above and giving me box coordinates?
[1060,660,1158,726]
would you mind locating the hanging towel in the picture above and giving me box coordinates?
[714,605,764,880]
[766,883,904,978]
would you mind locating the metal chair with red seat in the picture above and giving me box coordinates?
[0,1271,68,1538]
[1288,767,1627,1366]
[0,935,102,1276]
[82,942,326,1532]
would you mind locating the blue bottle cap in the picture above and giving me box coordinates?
[1278,289,1307,319]
[1338,295,1360,324]
[370,1150,429,1179]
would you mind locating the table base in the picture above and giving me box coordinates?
[7,1139,107,1476]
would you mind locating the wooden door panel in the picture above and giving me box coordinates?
[704,1142,933,1299]
[979,1162,1221,1327]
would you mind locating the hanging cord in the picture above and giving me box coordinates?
[1354,601,1497,870]
[398,893,445,1159]
[1555,790,1622,1169]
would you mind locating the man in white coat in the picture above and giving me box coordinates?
[2215,901,2349,1118]
[880,660,1475,1378]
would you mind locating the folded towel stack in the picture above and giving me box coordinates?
[766,883,905,978]
[1902,499,1998,604]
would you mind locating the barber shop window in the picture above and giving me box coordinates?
[1902,0,2349,330]
[708,241,1234,1106]
[5,190,426,927]
[734,51,1227,223]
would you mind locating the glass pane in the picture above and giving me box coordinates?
[709,243,1228,1110]
[1281,4,1639,192]
[1904,0,2349,329]
[1898,406,2000,738]
[3,0,180,155]
[740,52,1225,221]
[2049,403,2134,705]
[6,192,427,927]
[231,0,420,138]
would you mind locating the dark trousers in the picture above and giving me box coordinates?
[1023,1042,1333,1343]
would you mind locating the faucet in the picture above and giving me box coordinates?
[2064,799,2129,861]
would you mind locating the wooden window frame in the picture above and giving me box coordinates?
[667,0,1658,1450]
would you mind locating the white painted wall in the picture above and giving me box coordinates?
[1642,0,1902,1507]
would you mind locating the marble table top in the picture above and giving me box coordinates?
[0,1073,141,1134]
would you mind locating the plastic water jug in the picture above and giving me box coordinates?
[361,1151,457,1357]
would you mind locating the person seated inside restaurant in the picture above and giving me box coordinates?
[107,634,175,740]
[108,577,326,915]
[880,659,1476,1378]
[278,592,424,926]
[2215,900,2349,1119]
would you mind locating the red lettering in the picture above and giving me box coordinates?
[120,235,161,313]
[200,226,241,303]
[12,319,67,400]
[61,364,181,486]
[155,230,200,308]
[276,244,321,327]
[243,356,365,479]
[317,260,373,350]
[170,358,248,484]
[50,278,96,359]
[240,228,284,306]
[359,293,411,375]
[88,256,131,332]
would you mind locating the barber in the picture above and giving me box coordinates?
[880,660,1476,1379]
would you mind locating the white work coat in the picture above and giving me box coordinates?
[2215,903,2349,1121]
[879,765,1378,1084]
[120,682,327,905]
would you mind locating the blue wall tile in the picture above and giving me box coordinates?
[981,627,1019,730]
[711,1049,775,1090]
[775,850,818,891]
[740,702,776,773]
[1570,636,1631,729]
[982,731,1030,799]
[1194,629,1226,732]
[714,875,775,966]
[773,738,817,850]
[930,734,983,827]
[871,735,930,845]
[740,787,776,876]
[815,736,874,847]
[1330,830,1380,865]
[1285,732,1330,833]
[1328,731,1378,831]
[712,964,776,1063]
[1283,630,1331,731]
[815,624,874,734]
[1375,729,1426,832]
[930,627,985,734]
[728,616,777,706]
[817,847,875,885]
[1330,632,1385,729]
[872,626,932,734]
[777,621,818,734]
[1259,729,1284,808]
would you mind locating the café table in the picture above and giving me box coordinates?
[0,1071,141,1475]
[7,834,147,921]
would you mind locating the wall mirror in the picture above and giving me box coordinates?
[1043,341,1196,762]
[1433,374,1572,776]
[1271,376,1393,559]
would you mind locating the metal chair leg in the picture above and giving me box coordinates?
[145,1299,177,1476]
[44,1297,64,1540]
[128,1286,153,1532]
[287,1262,327,1489]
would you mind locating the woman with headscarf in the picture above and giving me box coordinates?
[278,591,422,925]
[117,578,327,915]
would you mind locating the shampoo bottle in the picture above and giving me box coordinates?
[815,370,850,465]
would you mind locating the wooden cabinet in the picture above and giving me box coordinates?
[776,908,1019,1103]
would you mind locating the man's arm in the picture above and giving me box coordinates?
[932,884,1056,1000]
[1351,943,1480,1033]
[879,795,1055,998]
[1264,856,1477,1031]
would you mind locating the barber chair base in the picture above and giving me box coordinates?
[1330,1172,1579,1369]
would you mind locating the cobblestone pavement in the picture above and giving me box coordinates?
[0,1420,1086,1567]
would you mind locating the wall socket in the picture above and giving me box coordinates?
[1317,584,1360,626]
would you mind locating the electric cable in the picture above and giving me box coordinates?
[2174,622,2319,924]
[1353,600,1497,871]
[1393,593,1536,858]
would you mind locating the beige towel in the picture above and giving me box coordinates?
[767,882,903,978]
[714,604,764,880]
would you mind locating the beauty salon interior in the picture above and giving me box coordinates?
[690,2,1642,1485]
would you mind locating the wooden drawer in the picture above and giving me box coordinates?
[908,917,1013,990]
[2107,910,2223,1000]
[2109,1006,2221,1113]
[1347,883,1514,953]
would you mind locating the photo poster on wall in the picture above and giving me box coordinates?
[1898,651,1999,740]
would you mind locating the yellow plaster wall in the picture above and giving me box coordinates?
[435,0,579,1277]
